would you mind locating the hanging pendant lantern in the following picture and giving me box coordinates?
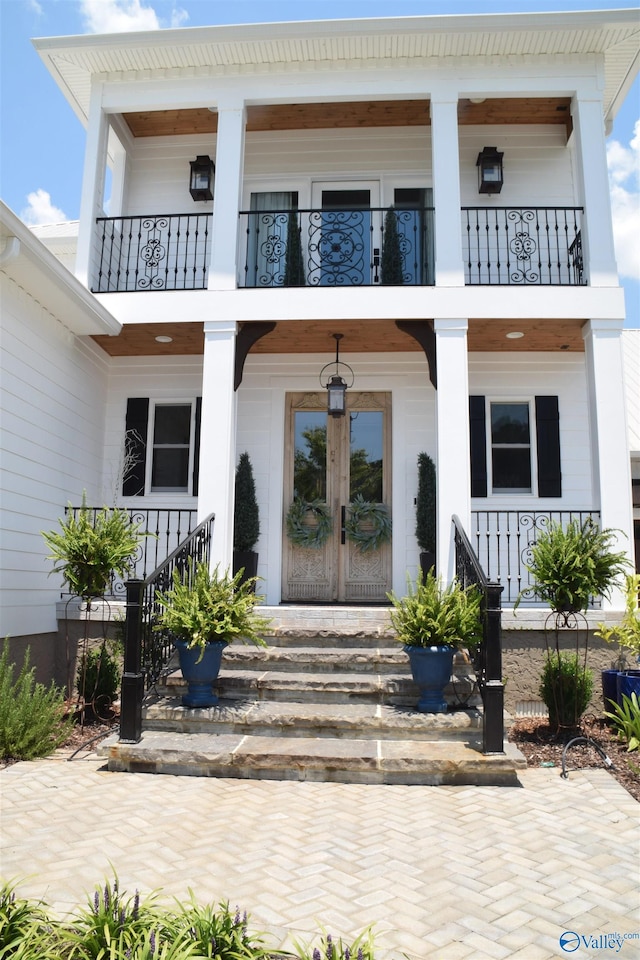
[319,334,355,418]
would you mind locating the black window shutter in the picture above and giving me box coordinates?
[535,396,562,498]
[123,398,149,497]
[469,395,487,497]
[192,397,202,497]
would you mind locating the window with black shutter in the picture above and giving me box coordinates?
[122,397,201,497]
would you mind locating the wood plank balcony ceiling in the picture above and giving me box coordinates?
[122,97,573,138]
[91,319,586,357]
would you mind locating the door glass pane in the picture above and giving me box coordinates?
[319,190,370,286]
[294,411,327,500]
[247,191,297,287]
[349,411,383,502]
[393,187,433,285]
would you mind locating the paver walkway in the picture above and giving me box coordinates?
[1,753,638,959]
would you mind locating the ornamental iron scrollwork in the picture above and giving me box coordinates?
[507,209,539,284]
[137,217,169,289]
[308,209,368,286]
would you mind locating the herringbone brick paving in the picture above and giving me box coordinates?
[1,756,638,959]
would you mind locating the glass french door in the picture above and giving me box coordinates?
[282,391,392,603]
[309,182,379,286]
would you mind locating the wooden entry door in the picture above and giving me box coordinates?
[283,391,392,603]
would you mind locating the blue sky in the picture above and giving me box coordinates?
[1,0,638,325]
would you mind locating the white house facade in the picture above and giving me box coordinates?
[2,9,640,654]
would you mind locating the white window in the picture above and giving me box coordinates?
[148,402,195,494]
[490,401,533,494]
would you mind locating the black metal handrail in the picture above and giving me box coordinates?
[93,213,211,292]
[462,206,585,285]
[239,206,435,287]
[453,514,504,754]
[119,513,214,743]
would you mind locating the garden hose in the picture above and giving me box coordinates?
[560,736,613,779]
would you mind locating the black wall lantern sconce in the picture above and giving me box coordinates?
[319,334,355,418]
[476,146,504,195]
[189,155,215,201]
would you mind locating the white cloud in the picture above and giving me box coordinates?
[78,0,188,33]
[607,119,640,281]
[20,189,68,226]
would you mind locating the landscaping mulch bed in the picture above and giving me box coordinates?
[509,715,640,802]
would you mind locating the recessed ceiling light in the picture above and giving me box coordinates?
[469,98,486,104]
[506,331,524,339]
[155,335,173,343]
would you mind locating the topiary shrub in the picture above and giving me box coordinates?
[540,651,593,728]
[233,453,260,553]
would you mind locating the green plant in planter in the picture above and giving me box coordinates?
[380,207,404,285]
[604,691,640,752]
[42,495,149,599]
[595,573,640,666]
[155,561,270,661]
[516,518,628,613]
[388,572,482,651]
[540,651,593,728]
[416,452,436,573]
[234,453,260,554]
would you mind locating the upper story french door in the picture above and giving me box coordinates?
[310,181,380,286]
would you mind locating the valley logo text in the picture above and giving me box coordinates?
[559,931,640,953]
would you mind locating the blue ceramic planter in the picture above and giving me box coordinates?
[616,670,640,703]
[175,638,227,708]
[405,645,454,713]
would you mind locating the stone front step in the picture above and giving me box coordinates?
[222,645,407,672]
[142,696,483,741]
[99,729,525,786]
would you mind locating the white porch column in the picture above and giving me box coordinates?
[430,94,465,287]
[572,95,619,287]
[76,81,109,288]
[583,319,634,609]
[198,320,238,570]
[208,96,246,290]
[434,318,471,582]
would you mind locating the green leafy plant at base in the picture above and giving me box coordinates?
[155,562,270,661]
[539,651,593,728]
[0,640,72,761]
[604,691,640,752]
[76,642,120,718]
[42,495,149,600]
[293,926,376,960]
[0,880,53,958]
[388,572,482,651]
[165,894,268,959]
[595,573,640,667]
[516,518,628,613]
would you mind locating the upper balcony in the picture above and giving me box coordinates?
[92,204,584,294]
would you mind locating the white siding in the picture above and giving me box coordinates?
[0,278,108,637]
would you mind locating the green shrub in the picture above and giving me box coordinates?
[604,691,640,752]
[540,651,593,728]
[0,640,72,761]
[0,880,52,957]
[294,927,376,960]
[76,642,120,717]
[166,894,268,959]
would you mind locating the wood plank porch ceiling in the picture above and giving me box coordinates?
[91,319,586,357]
[123,97,573,138]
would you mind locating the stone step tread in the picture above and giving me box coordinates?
[224,646,406,663]
[99,730,526,786]
[143,696,483,739]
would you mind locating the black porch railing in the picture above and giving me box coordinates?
[92,214,211,292]
[462,207,584,285]
[119,513,214,743]
[453,515,504,754]
[239,207,435,287]
[470,510,601,606]
[65,507,197,596]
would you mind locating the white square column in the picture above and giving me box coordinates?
[572,95,619,287]
[434,318,471,582]
[430,94,465,287]
[583,319,634,608]
[208,97,246,290]
[198,320,238,570]
[76,81,109,289]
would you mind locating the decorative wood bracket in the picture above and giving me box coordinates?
[395,320,437,389]
[234,322,276,390]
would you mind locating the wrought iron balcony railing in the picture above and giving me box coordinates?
[239,206,435,287]
[462,206,585,285]
[92,205,586,292]
[93,214,211,292]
